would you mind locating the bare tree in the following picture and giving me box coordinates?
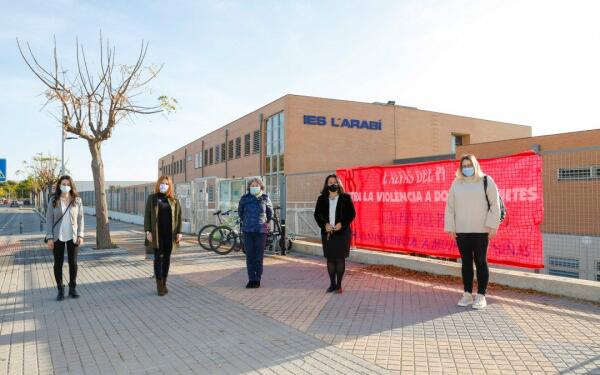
[22,154,61,214]
[17,35,176,249]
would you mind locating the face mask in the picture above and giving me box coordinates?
[159,183,169,193]
[250,186,261,196]
[462,167,475,177]
[328,184,339,192]
[60,185,71,193]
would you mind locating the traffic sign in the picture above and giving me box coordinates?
[0,159,6,183]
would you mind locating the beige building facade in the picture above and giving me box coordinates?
[159,94,531,184]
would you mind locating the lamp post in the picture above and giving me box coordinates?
[60,116,78,176]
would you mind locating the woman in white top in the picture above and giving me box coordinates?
[444,154,501,309]
[46,176,84,301]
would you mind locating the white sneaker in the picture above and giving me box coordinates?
[472,294,487,309]
[457,292,473,307]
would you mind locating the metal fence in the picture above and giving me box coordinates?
[538,147,600,281]
[79,148,600,281]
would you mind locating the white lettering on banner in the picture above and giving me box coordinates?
[349,187,537,204]
[382,167,447,185]
[499,187,538,202]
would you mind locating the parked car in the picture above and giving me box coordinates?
[10,200,19,207]
[23,199,31,205]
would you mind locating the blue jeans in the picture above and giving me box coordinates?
[243,232,266,282]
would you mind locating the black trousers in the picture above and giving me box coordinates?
[154,234,173,280]
[456,233,489,295]
[53,239,78,288]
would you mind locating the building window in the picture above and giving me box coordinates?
[597,260,600,272]
[549,257,580,269]
[253,130,261,154]
[549,269,579,279]
[279,112,285,153]
[221,143,226,161]
[195,152,202,169]
[209,148,214,165]
[207,186,215,202]
[244,133,251,156]
[451,134,465,154]
[228,140,234,160]
[235,137,241,159]
[187,155,192,162]
[557,167,600,181]
[215,145,220,164]
[204,150,208,166]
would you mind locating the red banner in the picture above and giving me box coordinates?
[337,151,544,269]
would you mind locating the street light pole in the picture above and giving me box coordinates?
[61,109,65,176]
[60,108,77,177]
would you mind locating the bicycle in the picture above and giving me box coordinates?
[208,205,294,255]
[208,216,245,255]
[265,205,294,254]
[197,209,232,250]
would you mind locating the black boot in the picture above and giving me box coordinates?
[156,279,165,296]
[56,286,65,301]
[162,277,168,294]
[68,286,80,299]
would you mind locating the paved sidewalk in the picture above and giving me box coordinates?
[1,223,599,374]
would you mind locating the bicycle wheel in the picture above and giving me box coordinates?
[197,224,217,250]
[209,226,237,255]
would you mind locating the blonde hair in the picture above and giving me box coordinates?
[155,175,176,199]
[455,154,484,181]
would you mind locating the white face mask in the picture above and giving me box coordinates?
[159,183,169,194]
[60,185,71,193]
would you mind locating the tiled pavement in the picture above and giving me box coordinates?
[1,221,599,374]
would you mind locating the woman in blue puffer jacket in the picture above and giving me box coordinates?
[238,177,273,288]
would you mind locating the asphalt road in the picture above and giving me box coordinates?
[0,206,45,236]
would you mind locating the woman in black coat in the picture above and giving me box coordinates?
[313,174,356,294]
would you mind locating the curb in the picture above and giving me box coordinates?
[293,240,600,304]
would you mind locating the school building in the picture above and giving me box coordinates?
[157,94,530,204]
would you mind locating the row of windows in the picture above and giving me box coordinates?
[557,166,600,181]
[548,257,580,269]
[194,130,261,168]
[161,159,185,176]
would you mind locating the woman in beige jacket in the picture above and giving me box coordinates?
[444,154,501,309]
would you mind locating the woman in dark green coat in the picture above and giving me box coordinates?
[144,175,183,296]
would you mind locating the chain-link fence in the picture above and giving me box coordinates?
[284,171,334,240]
[539,147,600,281]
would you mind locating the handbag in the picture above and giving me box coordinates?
[44,199,73,243]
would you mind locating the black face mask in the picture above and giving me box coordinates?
[328,184,339,192]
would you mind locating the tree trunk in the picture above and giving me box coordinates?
[88,141,112,249]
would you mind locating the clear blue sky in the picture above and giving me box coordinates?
[2,0,599,181]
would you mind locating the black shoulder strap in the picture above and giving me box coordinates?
[483,176,491,210]
[52,200,74,231]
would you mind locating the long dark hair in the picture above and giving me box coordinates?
[320,174,345,196]
[52,175,79,207]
